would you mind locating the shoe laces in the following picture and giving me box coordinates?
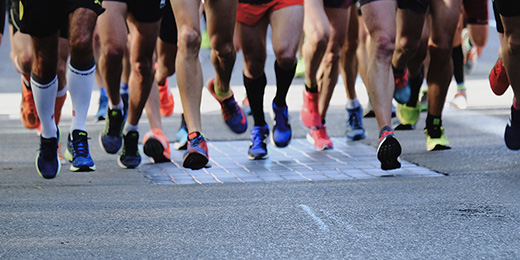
[73,134,90,158]
[222,98,240,121]
[189,134,203,148]
[348,108,363,130]
[123,132,139,156]
[107,109,124,136]
[40,137,57,161]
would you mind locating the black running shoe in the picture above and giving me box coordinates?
[36,128,61,179]
[376,126,401,170]
[118,130,141,169]
[505,105,520,150]
[100,108,125,154]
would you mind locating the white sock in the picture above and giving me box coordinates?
[67,63,95,132]
[346,97,360,109]
[123,122,138,135]
[31,75,58,139]
[109,100,124,111]
[56,85,67,98]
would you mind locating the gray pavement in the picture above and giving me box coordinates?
[2,7,520,259]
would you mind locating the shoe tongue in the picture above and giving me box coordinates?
[188,132,199,140]
[73,130,87,139]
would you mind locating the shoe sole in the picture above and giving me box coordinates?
[377,135,402,170]
[306,133,333,150]
[117,157,141,169]
[70,164,96,172]
[99,133,122,154]
[183,150,209,170]
[143,138,171,163]
[248,153,269,160]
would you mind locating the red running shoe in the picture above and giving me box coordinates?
[20,77,40,129]
[489,58,509,96]
[159,79,174,117]
[301,89,322,128]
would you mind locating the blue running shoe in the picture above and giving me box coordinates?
[174,114,189,150]
[94,88,108,121]
[248,125,269,160]
[505,105,520,150]
[394,70,411,104]
[207,78,248,134]
[118,130,141,169]
[65,130,96,172]
[346,106,366,141]
[183,132,209,170]
[36,128,61,179]
[271,102,291,147]
[99,108,125,154]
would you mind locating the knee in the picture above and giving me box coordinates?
[322,50,341,66]
[17,51,33,74]
[396,36,420,56]
[212,41,235,62]
[373,34,395,61]
[307,29,330,52]
[275,53,297,69]
[102,44,125,63]
[69,36,93,60]
[178,27,201,54]
[132,57,154,77]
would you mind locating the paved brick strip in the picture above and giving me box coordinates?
[142,138,443,185]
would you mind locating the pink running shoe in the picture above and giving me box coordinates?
[301,89,322,128]
[306,126,333,150]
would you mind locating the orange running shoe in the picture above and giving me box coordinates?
[20,77,40,129]
[143,128,171,163]
[159,79,174,117]
[489,58,509,96]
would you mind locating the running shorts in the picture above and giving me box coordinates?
[237,0,303,27]
[463,0,488,25]
[159,0,177,44]
[492,0,504,33]
[19,0,104,38]
[104,0,166,23]
[324,0,356,9]
[9,0,68,38]
[359,0,430,14]
[494,0,520,17]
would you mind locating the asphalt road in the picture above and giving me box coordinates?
[2,6,520,259]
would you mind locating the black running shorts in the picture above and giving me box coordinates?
[359,0,430,14]
[104,0,166,23]
[19,0,104,38]
[159,0,177,44]
[494,0,520,17]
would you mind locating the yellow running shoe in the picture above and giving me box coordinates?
[294,57,305,78]
[396,102,420,129]
[425,126,451,151]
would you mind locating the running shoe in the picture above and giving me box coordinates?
[118,130,141,169]
[58,143,66,165]
[307,126,333,150]
[346,106,366,141]
[271,102,291,147]
[396,102,420,130]
[505,105,520,150]
[99,108,125,154]
[363,100,375,118]
[201,29,211,50]
[248,125,269,160]
[20,77,40,129]
[242,96,251,116]
[173,114,189,150]
[424,124,451,151]
[94,88,108,121]
[36,128,61,179]
[464,47,478,75]
[65,130,96,172]
[143,128,171,163]
[294,56,305,78]
[207,78,248,134]
[301,89,322,128]
[159,79,174,117]
[393,70,411,104]
[489,58,509,96]
[183,132,209,170]
[419,84,428,112]
[451,91,467,110]
[376,126,401,170]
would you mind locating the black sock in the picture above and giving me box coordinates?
[426,113,442,138]
[406,65,424,107]
[392,65,405,75]
[452,45,464,85]
[305,83,318,93]
[274,61,296,107]
[244,73,267,126]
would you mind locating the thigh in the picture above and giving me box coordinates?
[97,1,128,50]
[270,4,303,57]
[429,0,461,46]
[238,17,268,76]
[325,7,349,50]
[204,0,236,43]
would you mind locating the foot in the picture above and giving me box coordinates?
[346,106,366,141]
[159,79,174,117]
[36,128,61,179]
[20,77,40,129]
[65,130,96,172]
[99,108,125,154]
[505,105,520,150]
[393,70,411,104]
[301,89,322,128]
[207,78,248,134]
[248,125,269,160]
[242,97,251,116]
[118,131,141,169]
[425,124,451,151]
[94,89,108,121]
[271,102,292,147]
[143,128,171,163]
[183,132,209,170]
[396,102,420,130]
[376,126,401,170]
[173,116,189,150]
[489,58,509,96]
[307,126,333,150]
[451,91,467,110]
